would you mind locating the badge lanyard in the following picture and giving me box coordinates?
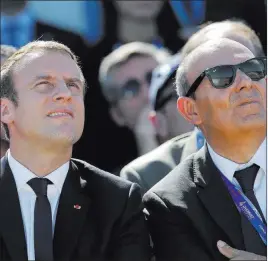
[221,173,267,245]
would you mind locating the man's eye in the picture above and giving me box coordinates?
[37,81,52,86]
[35,81,54,91]
[67,82,83,95]
[68,82,79,88]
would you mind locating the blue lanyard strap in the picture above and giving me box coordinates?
[221,173,267,245]
[196,129,205,150]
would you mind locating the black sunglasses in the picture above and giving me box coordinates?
[186,57,267,97]
[111,70,153,102]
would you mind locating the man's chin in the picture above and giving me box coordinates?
[46,134,77,147]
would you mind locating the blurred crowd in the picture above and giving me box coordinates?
[0,0,267,174]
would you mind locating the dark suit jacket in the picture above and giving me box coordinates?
[0,156,150,261]
[143,145,249,261]
[120,131,198,196]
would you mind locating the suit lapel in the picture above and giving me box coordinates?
[0,156,28,261]
[194,146,244,249]
[53,160,91,261]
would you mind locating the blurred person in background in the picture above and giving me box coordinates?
[0,0,87,61]
[120,19,265,196]
[74,1,190,173]
[120,54,198,195]
[0,40,150,261]
[1,44,17,64]
[74,0,266,174]
[181,19,265,60]
[0,44,17,158]
[204,0,266,52]
[111,1,186,51]
[148,53,194,144]
[98,42,170,173]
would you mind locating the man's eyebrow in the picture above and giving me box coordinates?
[29,74,86,93]
[30,74,54,84]
[65,77,84,84]
[30,75,84,84]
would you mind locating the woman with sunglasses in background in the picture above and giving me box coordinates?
[97,42,171,174]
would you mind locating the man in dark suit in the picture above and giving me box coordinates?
[120,19,265,196]
[143,38,266,260]
[120,131,199,196]
[0,41,150,261]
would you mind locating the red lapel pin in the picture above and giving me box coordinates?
[74,204,81,210]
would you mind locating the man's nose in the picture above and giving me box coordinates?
[234,70,253,92]
[53,82,72,102]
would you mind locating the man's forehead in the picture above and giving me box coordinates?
[13,50,83,79]
[205,31,255,56]
[185,39,254,82]
[191,39,252,59]
[112,56,157,80]
[122,55,158,69]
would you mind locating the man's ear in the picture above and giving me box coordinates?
[0,98,15,125]
[177,97,202,125]
[109,106,125,127]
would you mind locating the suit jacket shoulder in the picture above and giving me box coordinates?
[0,156,150,261]
[72,158,141,207]
[120,132,193,194]
[70,158,151,261]
[143,152,197,218]
[143,146,245,261]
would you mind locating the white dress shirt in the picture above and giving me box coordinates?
[7,150,69,261]
[207,138,266,221]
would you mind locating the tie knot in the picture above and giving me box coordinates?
[234,164,260,192]
[27,178,52,196]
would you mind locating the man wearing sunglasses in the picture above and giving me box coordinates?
[120,19,264,195]
[143,38,267,261]
[99,42,170,171]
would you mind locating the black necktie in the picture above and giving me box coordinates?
[27,178,54,261]
[234,164,266,255]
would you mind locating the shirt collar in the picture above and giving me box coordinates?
[207,138,266,182]
[8,150,69,193]
[247,138,266,174]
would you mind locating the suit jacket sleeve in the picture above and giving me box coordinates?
[143,191,213,261]
[120,166,147,196]
[113,183,151,261]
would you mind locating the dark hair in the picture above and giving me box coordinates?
[0,122,9,152]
